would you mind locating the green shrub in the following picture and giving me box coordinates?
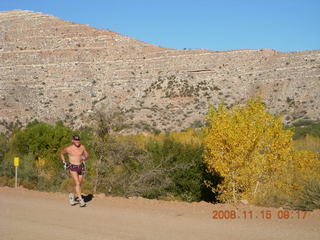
[292,120,320,139]
[21,180,37,190]
[253,187,292,208]
[145,135,217,202]
[0,133,8,165]
[0,121,76,191]
[0,176,10,187]
[0,176,16,187]
[293,178,320,210]
[60,178,75,193]
[0,117,218,203]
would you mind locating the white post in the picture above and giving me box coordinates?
[15,166,18,188]
[14,157,20,188]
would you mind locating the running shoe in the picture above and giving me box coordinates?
[79,198,86,207]
[68,193,78,206]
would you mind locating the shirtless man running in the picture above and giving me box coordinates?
[60,135,90,207]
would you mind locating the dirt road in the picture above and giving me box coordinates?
[1,187,319,240]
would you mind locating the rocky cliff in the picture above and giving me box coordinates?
[0,10,319,133]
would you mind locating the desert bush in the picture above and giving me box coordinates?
[0,176,10,187]
[144,133,218,202]
[293,134,320,154]
[255,175,320,210]
[20,179,37,190]
[117,130,216,201]
[88,133,148,196]
[0,120,76,191]
[292,120,320,139]
[84,109,143,195]
[293,177,320,210]
[0,133,8,164]
[87,110,216,201]
[0,112,214,202]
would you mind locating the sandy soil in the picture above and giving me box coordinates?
[0,187,319,240]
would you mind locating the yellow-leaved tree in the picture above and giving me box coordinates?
[204,98,320,203]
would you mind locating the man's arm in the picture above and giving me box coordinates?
[83,146,90,160]
[60,147,68,164]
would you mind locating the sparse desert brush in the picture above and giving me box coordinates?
[293,134,320,154]
[294,176,320,210]
[148,128,204,147]
[292,120,320,139]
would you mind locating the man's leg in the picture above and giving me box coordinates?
[79,174,84,185]
[78,171,88,207]
[70,171,83,200]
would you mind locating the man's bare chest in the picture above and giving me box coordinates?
[68,147,84,156]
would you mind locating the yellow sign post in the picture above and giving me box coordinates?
[14,157,20,167]
[14,157,20,188]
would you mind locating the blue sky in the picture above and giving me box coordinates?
[0,0,319,52]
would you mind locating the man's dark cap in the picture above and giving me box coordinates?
[72,135,80,141]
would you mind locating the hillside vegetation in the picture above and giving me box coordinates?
[0,99,319,210]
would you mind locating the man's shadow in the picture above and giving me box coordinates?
[78,194,94,203]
